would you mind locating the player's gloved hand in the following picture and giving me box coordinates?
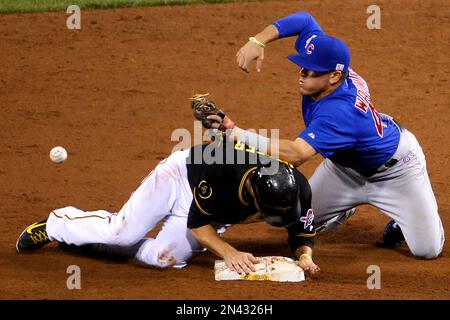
[190,93,235,132]
[236,39,265,73]
[224,249,261,274]
[297,254,320,275]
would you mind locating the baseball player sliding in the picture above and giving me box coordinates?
[206,12,444,259]
[16,123,320,274]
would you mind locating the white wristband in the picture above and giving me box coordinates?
[233,127,270,154]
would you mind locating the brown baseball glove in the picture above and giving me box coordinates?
[190,93,228,131]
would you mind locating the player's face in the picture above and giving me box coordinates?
[298,68,332,96]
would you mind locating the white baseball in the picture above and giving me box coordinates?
[49,146,68,163]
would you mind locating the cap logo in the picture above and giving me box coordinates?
[306,43,315,55]
[304,34,317,48]
[336,63,344,71]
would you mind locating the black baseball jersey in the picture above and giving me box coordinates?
[185,138,316,250]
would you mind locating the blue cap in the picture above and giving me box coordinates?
[288,35,350,72]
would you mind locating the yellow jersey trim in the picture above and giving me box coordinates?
[296,232,316,238]
[238,167,258,206]
[193,187,212,216]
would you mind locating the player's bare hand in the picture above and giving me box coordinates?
[236,41,265,73]
[298,255,321,275]
[206,114,235,131]
[224,251,261,274]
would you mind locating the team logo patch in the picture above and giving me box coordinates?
[402,151,416,164]
[198,180,213,199]
[306,43,315,55]
[304,34,317,48]
[300,209,314,229]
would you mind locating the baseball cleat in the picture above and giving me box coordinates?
[377,219,405,248]
[16,220,51,253]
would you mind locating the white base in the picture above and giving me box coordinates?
[214,256,305,282]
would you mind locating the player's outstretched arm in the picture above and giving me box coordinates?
[189,224,260,274]
[206,112,317,166]
[195,97,317,165]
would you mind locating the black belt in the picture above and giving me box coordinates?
[356,158,398,177]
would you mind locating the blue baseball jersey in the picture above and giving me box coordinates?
[273,13,400,171]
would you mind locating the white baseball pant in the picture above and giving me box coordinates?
[46,149,205,268]
[310,129,445,259]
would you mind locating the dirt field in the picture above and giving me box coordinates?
[1,0,449,299]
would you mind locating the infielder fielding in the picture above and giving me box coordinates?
[16,125,319,274]
[205,12,444,259]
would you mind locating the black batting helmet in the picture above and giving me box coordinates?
[250,161,301,227]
